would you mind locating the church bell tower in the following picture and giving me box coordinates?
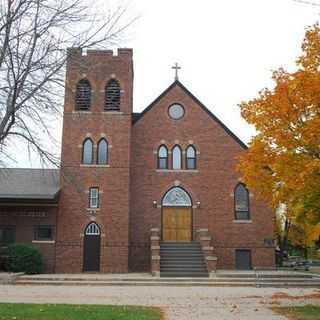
[55,48,133,273]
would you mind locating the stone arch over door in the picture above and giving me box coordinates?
[83,222,101,272]
[162,187,193,242]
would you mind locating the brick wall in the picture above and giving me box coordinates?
[0,206,57,273]
[56,48,133,273]
[129,82,275,270]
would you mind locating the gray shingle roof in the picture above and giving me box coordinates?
[0,168,60,200]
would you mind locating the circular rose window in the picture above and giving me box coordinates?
[168,104,184,120]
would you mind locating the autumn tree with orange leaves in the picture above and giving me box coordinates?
[238,24,320,258]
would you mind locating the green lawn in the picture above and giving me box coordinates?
[0,303,162,320]
[273,305,320,320]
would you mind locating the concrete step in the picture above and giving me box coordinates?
[160,272,208,278]
[212,277,319,283]
[257,277,320,282]
[161,257,206,261]
[160,248,202,251]
[161,263,206,266]
[160,246,201,250]
[16,277,209,282]
[160,242,201,246]
[160,251,203,255]
[160,241,208,277]
[15,280,256,287]
[257,282,320,288]
[256,273,313,279]
[160,268,208,273]
[15,279,320,288]
[215,273,256,278]
[160,263,207,267]
[14,277,320,288]
[160,253,204,257]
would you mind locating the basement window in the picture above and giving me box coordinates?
[34,226,54,241]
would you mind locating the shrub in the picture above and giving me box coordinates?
[7,244,42,274]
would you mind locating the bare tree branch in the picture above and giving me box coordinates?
[0,0,136,167]
[293,0,320,7]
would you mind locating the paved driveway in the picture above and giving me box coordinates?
[0,285,319,319]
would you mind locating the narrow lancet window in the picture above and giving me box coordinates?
[97,138,108,165]
[75,79,91,110]
[235,183,250,220]
[105,79,120,111]
[172,145,182,170]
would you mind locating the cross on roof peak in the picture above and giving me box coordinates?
[172,62,181,81]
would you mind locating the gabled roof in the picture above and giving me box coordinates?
[133,80,248,149]
[0,168,60,201]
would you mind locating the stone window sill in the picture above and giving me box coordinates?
[101,111,124,115]
[156,169,198,173]
[233,220,252,224]
[72,111,92,114]
[80,164,110,168]
[86,208,100,211]
[32,240,55,244]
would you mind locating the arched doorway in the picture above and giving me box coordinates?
[83,222,101,272]
[162,187,192,241]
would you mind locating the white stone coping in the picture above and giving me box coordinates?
[32,240,55,244]
[150,236,160,241]
[196,229,209,232]
[151,246,160,250]
[72,111,92,114]
[150,228,160,232]
[233,220,252,223]
[203,246,214,250]
[206,256,218,261]
[200,237,211,241]
[80,164,110,168]
[151,256,160,260]
[101,111,124,115]
[152,271,160,277]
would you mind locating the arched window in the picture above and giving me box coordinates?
[186,145,196,169]
[75,79,91,110]
[82,138,93,164]
[234,183,250,220]
[162,187,192,207]
[97,138,108,165]
[158,145,168,169]
[85,222,100,235]
[105,79,120,111]
[172,145,182,170]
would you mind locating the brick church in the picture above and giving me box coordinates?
[0,48,275,275]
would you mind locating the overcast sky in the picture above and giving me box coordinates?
[12,0,320,167]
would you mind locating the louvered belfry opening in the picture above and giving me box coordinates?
[105,79,120,111]
[75,79,91,110]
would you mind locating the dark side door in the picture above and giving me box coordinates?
[83,233,101,272]
[235,249,252,270]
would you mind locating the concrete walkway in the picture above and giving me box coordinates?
[0,284,319,319]
[0,272,22,284]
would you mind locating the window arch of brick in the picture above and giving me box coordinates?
[172,145,182,170]
[234,183,250,220]
[82,138,93,164]
[186,145,196,169]
[105,79,120,111]
[97,138,108,165]
[75,79,91,111]
[157,145,168,169]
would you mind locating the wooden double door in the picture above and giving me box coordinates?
[162,207,192,241]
